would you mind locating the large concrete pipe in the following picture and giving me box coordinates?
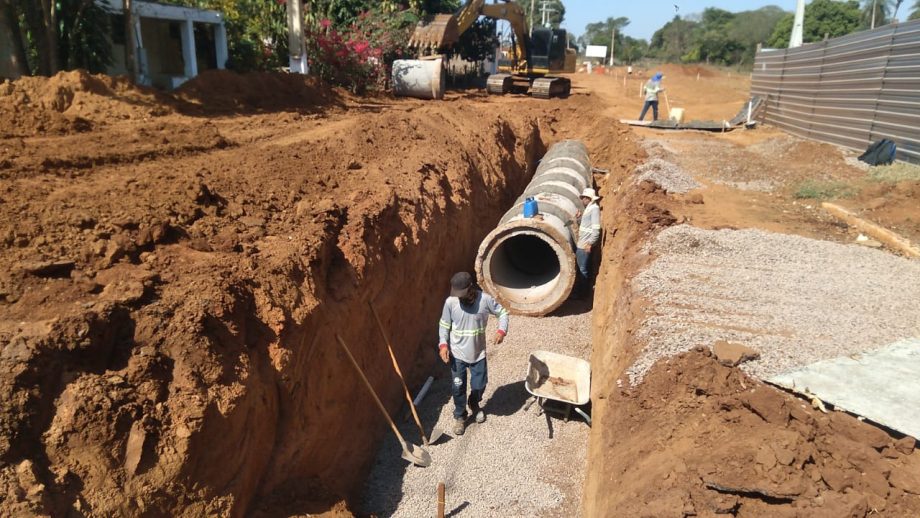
[476,140,592,316]
[392,57,445,100]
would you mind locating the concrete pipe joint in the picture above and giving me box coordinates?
[476,140,592,316]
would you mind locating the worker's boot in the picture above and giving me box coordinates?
[471,403,486,424]
[453,417,465,436]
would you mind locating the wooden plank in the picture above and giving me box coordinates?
[821,202,920,259]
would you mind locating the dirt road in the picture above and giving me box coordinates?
[1,67,918,517]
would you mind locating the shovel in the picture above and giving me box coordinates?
[369,301,445,446]
[335,334,432,467]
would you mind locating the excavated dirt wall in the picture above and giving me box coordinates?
[0,71,548,516]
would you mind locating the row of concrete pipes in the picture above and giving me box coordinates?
[476,140,593,316]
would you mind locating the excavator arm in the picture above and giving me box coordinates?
[410,0,529,67]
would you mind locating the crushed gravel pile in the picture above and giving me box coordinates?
[361,300,593,517]
[628,225,920,383]
[634,157,701,193]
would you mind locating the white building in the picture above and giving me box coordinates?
[100,0,229,89]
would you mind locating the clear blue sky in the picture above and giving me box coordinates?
[560,0,793,41]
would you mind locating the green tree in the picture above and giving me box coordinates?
[727,5,786,64]
[649,15,698,62]
[578,16,629,61]
[3,0,114,76]
[768,0,861,48]
[911,0,920,19]
[514,0,565,30]
[618,35,648,63]
[860,0,892,28]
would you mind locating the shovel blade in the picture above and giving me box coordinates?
[402,443,432,467]
[426,427,446,446]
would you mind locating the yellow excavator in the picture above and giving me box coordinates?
[409,0,576,99]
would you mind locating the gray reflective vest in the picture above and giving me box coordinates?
[438,291,509,363]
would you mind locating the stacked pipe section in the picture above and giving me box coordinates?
[475,140,592,316]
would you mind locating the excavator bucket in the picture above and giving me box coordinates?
[409,14,460,50]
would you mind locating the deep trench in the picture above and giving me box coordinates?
[235,123,551,516]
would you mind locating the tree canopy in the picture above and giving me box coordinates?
[911,1,920,20]
[3,0,116,77]
[768,0,861,48]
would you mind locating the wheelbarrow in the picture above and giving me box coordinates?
[523,350,591,426]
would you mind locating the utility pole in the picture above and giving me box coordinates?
[790,0,805,48]
[539,0,555,28]
[530,0,535,35]
[287,0,308,74]
[871,0,877,29]
[609,27,616,67]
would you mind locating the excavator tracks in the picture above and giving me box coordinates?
[487,74,572,99]
[531,77,571,99]
[486,74,513,95]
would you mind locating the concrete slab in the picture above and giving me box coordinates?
[769,338,920,438]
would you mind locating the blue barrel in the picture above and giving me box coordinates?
[523,197,539,218]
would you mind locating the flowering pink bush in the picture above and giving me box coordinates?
[306,10,416,93]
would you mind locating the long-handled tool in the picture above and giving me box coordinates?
[663,91,673,118]
[335,334,432,467]
[369,301,444,446]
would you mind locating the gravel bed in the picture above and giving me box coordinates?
[634,157,702,194]
[628,225,920,383]
[712,179,776,192]
[361,300,593,517]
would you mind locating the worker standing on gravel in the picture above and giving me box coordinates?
[638,72,665,121]
[574,188,601,298]
[438,272,509,436]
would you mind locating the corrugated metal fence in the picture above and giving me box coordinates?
[752,20,920,164]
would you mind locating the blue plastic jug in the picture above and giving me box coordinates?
[523,197,539,218]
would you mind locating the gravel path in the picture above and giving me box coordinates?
[628,225,920,382]
[361,300,593,517]
[634,157,701,194]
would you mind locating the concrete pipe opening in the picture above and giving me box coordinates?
[478,224,576,316]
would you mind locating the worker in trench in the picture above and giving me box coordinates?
[638,72,666,121]
[438,272,510,436]
[573,188,601,298]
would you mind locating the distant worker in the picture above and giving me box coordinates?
[573,188,601,298]
[638,72,665,121]
[438,272,509,436]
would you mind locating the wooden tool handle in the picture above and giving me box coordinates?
[369,301,429,443]
[335,334,407,446]
[437,482,445,518]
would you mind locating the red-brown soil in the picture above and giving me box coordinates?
[594,348,920,517]
[0,69,643,517]
[2,66,917,517]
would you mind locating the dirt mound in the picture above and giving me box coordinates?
[174,70,342,114]
[840,179,920,243]
[679,64,718,78]
[591,348,920,516]
[0,70,173,137]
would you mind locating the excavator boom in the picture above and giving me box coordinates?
[410,0,528,66]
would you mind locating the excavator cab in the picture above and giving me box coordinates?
[498,28,576,75]
[528,27,562,72]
